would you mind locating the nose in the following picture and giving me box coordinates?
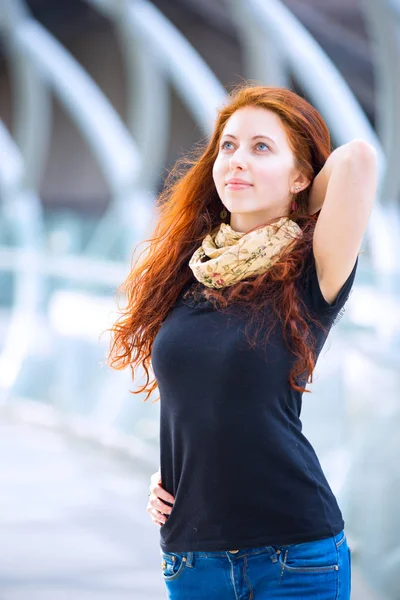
[229,148,247,170]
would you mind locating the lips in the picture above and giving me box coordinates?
[226,181,252,190]
[226,179,252,185]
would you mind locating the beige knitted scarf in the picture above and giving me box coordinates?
[189,217,303,289]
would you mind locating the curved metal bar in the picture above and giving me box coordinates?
[10,52,52,191]
[231,0,400,285]
[84,0,171,256]
[123,0,226,134]
[237,0,384,167]
[86,0,171,192]
[86,0,226,134]
[83,0,227,256]
[0,1,52,192]
[3,0,143,259]
[1,0,146,261]
[0,121,45,399]
[119,27,170,193]
[359,0,400,209]
[12,18,141,194]
[230,0,290,88]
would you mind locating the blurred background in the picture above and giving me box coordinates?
[0,0,399,598]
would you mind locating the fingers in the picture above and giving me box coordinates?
[146,495,169,526]
[148,486,174,516]
[153,483,175,506]
[146,503,166,527]
[149,471,175,504]
[147,472,175,527]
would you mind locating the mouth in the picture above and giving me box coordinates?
[226,182,252,189]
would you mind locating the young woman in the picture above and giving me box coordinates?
[108,85,378,599]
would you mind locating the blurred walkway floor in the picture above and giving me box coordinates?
[0,417,164,600]
[0,416,381,600]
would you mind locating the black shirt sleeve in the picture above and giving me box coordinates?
[302,248,359,316]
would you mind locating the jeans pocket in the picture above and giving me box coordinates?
[161,551,187,582]
[278,538,339,574]
[334,531,347,549]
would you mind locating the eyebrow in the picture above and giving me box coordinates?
[221,134,277,145]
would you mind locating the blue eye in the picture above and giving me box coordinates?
[220,141,270,151]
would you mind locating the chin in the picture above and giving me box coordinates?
[229,206,266,213]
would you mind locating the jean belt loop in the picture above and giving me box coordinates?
[185,551,194,568]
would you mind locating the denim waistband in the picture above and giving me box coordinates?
[160,529,346,566]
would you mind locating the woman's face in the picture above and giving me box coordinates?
[212,106,307,233]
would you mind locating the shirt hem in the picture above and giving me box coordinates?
[160,520,345,553]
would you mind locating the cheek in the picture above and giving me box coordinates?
[212,159,225,188]
[255,162,290,189]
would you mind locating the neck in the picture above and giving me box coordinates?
[229,210,291,234]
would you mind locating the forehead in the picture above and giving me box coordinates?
[221,106,289,146]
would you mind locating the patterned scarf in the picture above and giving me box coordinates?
[189,217,303,289]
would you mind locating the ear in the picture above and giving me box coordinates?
[291,175,311,194]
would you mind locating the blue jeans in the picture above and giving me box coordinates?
[160,529,351,599]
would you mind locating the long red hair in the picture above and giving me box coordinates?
[106,84,332,401]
